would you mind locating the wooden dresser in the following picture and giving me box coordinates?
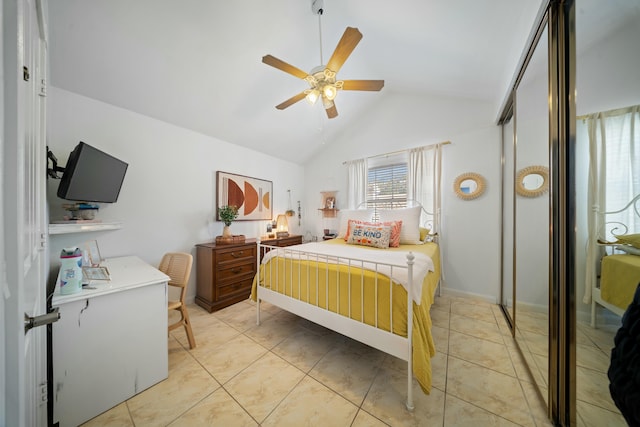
[195,239,257,312]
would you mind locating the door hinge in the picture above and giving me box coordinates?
[39,78,47,96]
[40,382,48,403]
[24,307,60,334]
[23,66,30,81]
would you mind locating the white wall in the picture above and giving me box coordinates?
[47,87,305,303]
[303,90,502,301]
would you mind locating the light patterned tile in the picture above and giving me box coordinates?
[81,402,133,427]
[446,356,534,426]
[197,334,268,384]
[214,300,272,332]
[431,307,450,329]
[309,341,384,406]
[351,410,390,427]
[127,342,219,426]
[362,365,445,427]
[244,311,304,349]
[450,301,497,323]
[168,388,257,426]
[261,376,358,426]
[576,399,626,427]
[577,366,619,413]
[448,330,516,377]
[520,381,551,425]
[444,394,521,426]
[449,313,504,345]
[576,343,610,373]
[225,352,304,423]
[431,325,449,354]
[184,319,242,359]
[272,329,340,372]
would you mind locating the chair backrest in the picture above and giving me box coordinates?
[159,252,193,289]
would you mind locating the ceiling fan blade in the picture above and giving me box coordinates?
[341,80,385,91]
[275,92,307,110]
[262,55,309,79]
[326,104,338,119]
[326,27,363,74]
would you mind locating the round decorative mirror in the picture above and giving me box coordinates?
[516,165,549,197]
[453,172,486,200]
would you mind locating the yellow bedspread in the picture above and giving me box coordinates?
[251,238,440,394]
[601,254,640,310]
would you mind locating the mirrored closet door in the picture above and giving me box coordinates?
[573,1,640,425]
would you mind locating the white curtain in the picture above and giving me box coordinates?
[584,105,640,304]
[408,145,442,233]
[346,158,367,209]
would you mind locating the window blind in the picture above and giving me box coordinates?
[367,163,408,219]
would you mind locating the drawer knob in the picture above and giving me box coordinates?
[231,251,244,258]
[231,268,242,274]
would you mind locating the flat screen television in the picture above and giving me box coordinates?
[57,142,129,203]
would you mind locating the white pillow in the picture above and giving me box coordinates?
[615,245,640,256]
[337,209,374,238]
[378,206,422,244]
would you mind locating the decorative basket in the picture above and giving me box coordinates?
[215,235,246,245]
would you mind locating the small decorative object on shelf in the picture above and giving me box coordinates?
[319,191,339,218]
[62,203,100,221]
[216,205,245,244]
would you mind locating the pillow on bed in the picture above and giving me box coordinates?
[346,223,391,249]
[337,209,374,238]
[345,219,402,247]
[616,245,640,256]
[378,206,422,244]
[419,227,430,242]
[615,234,640,249]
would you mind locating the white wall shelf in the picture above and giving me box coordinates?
[48,221,123,235]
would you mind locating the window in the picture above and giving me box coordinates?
[367,162,408,219]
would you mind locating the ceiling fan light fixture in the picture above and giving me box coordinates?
[305,89,320,104]
[323,84,337,100]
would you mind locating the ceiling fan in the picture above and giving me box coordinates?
[262,1,384,119]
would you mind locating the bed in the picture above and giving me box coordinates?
[590,194,640,326]
[251,206,440,410]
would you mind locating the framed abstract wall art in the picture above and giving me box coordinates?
[216,171,273,221]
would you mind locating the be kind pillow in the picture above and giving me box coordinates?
[346,223,391,249]
[345,219,402,247]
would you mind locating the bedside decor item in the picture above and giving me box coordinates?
[286,190,295,216]
[453,172,486,200]
[275,214,289,237]
[217,171,272,221]
[216,205,245,244]
[516,165,549,198]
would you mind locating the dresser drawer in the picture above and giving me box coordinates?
[218,277,254,298]
[216,245,256,264]
[216,261,256,283]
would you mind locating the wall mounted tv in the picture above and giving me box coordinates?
[57,142,129,203]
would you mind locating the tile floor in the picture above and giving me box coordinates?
[80,295,621,426]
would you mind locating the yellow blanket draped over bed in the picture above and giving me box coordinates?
[601,254,640,310]
[251,239,440,394]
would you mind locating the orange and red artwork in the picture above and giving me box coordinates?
[216,171,272,221]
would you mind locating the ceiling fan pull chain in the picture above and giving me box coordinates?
[317,9,324,65]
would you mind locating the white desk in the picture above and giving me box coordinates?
[52,256,169,427]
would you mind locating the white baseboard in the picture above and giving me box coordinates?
[440,287,498,304]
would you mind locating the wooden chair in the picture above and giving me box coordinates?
[159,252,196,349]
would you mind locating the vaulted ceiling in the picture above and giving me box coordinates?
[47,1,636,164]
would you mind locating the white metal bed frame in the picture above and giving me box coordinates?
[255,243,425,411]
[591,193,640,326]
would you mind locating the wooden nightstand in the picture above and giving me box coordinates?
[259,234,303,261]
[195,239,257,312]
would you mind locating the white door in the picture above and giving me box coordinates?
[2,0,49,426]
